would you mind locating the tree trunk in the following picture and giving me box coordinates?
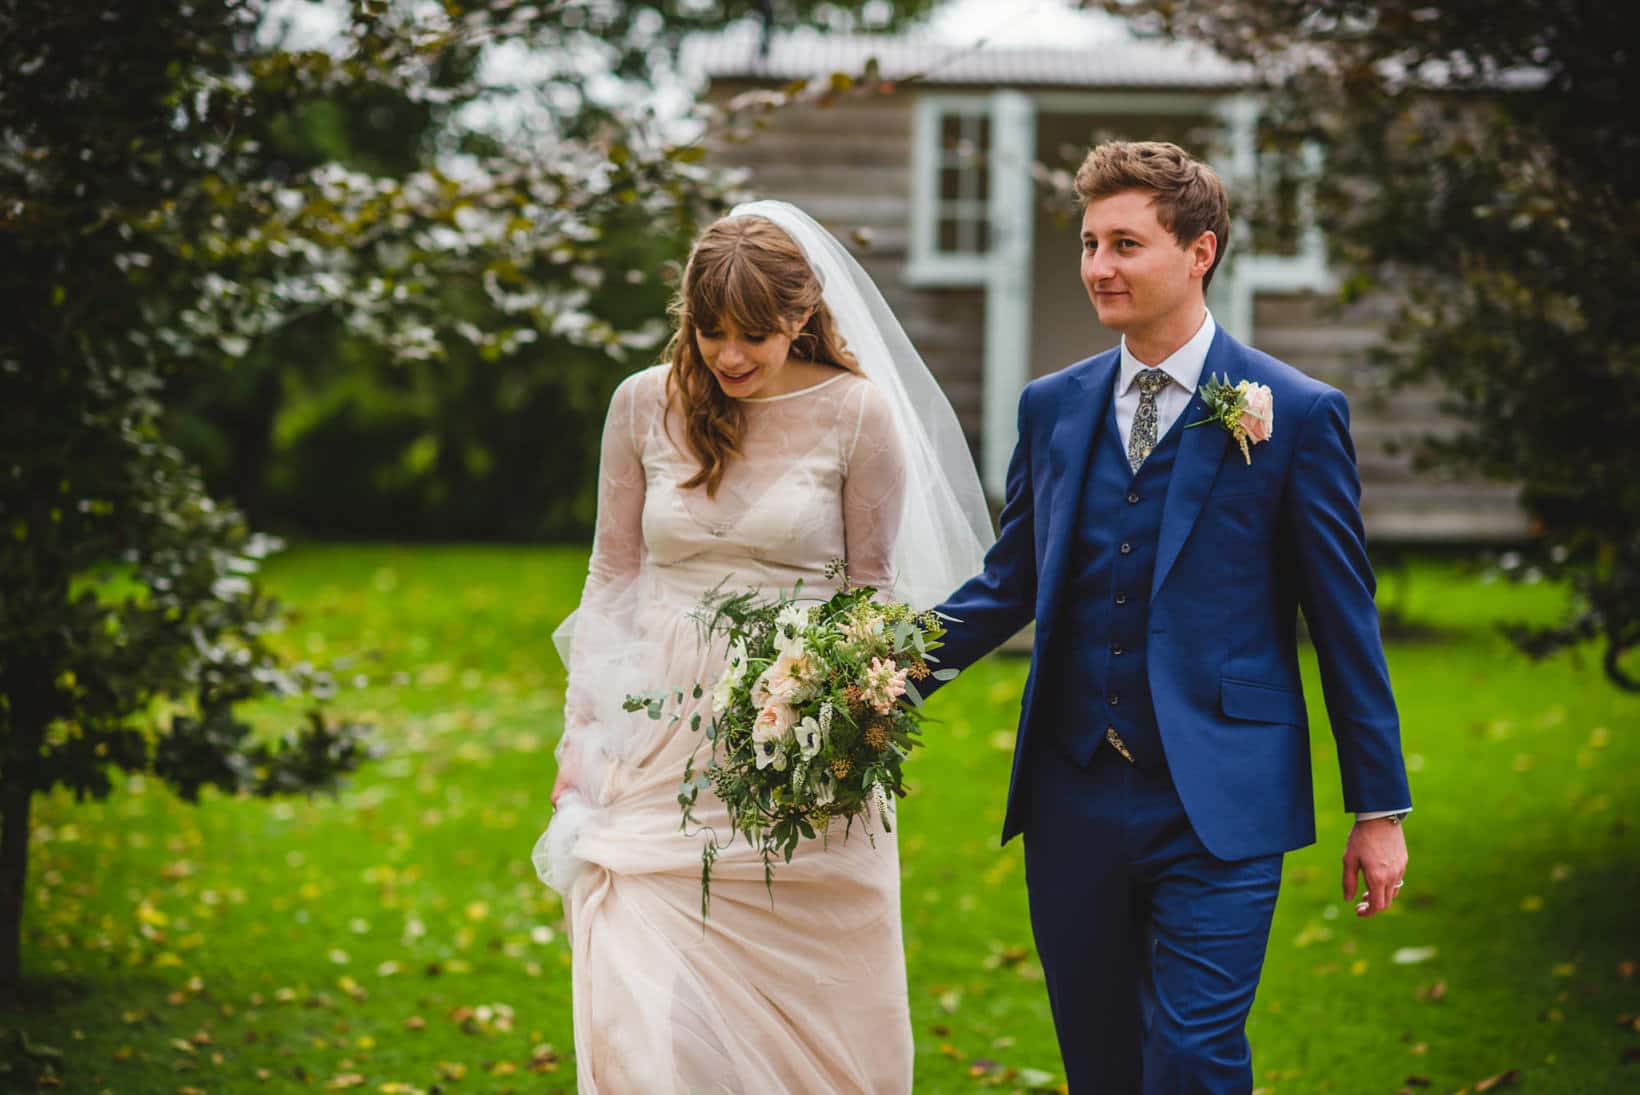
[0,658,46,1008]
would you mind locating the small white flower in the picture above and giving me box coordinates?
[871,781,892,826]
[725,639,749,681]
[755,738,788,771]
[811,768,836,805]
[795,716,825,759]
[711,673,736,716]
[819,701,834,733]
[773,604,810,659]
[711,639,750,715]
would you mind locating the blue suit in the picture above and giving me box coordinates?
[924,326,1412,1092]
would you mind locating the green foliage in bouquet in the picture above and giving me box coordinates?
[626,564,956,915]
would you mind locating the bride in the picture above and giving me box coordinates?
[534,201,992,1093]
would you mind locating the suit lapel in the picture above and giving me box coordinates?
[1150,328,1236,599]
[1038,353,1118,634]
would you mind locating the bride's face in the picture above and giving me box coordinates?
[694,315,805,400]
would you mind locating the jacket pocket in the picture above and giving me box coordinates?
[1220,677,1305,725]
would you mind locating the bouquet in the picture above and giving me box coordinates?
[626,563,956,913]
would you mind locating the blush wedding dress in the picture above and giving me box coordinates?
[534,201,993,1094]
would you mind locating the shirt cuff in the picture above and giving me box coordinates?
[1356,808,1412,822]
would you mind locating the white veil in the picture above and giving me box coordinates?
[723,199,994,609]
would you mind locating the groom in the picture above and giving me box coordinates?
[922,141,1412,1093]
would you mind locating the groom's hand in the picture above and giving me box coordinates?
[1342,819,1408,918]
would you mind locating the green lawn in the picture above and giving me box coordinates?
[10,545,1639,1093]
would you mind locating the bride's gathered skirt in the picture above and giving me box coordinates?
[536,366,915,1093]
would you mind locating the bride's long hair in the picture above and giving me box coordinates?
[664,215,861,496]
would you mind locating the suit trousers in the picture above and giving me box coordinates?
[1023,737,1283,1094]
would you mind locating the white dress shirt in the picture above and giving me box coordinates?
[1112,311,1410,825]
[1114,308,1216,453]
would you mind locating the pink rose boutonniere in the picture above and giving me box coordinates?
[1187,374,1274,464]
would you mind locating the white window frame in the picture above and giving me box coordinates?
[908,91,1037,495]
[1211,94,1333,340]
[907,93,996,287]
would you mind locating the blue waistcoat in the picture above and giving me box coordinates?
[1056,393,1184,768]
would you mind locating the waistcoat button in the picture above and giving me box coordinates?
[1120,542,1132,554]
[1127,492,1140,504]
[1115,592,1127,604]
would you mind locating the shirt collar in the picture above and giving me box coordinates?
[1118,309,1216,397]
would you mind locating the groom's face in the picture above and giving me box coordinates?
[1079,189,1207,336]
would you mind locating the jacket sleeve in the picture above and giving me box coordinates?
[919,386,1039,698]
[1285,387,1412,813]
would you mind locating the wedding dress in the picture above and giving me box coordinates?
[537,363,916,1093]
[534,200,994,1093]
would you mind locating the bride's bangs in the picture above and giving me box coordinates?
[687,248,789,338]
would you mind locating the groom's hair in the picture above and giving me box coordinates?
[1074,141,1231,290]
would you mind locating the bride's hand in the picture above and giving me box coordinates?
[552,734,583,807]
[551,766,574,807]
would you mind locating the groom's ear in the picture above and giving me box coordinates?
[1189,230,1218,281]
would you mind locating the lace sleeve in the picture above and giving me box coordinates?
[560,369,651,751]
[841,379,908,592]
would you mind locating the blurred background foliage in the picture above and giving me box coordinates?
[165,0,938,541]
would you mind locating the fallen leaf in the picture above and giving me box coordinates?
[1473,1070,1521,1091]
[530,1043,561,1073]
[1393,946,1438,965]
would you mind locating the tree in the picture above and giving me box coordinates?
[168,0,938,541]
[0,0,933,1006]
[1093,0,1640,687]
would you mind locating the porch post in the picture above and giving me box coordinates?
[982,89,1037,501]
[1210,93,1260,342]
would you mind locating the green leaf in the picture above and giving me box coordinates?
[902,679,924,709]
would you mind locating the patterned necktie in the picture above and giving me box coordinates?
[1127,369,1174,473]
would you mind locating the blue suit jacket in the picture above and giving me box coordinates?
[927,326,1413,859]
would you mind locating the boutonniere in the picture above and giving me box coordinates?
[1186,374,1274,464]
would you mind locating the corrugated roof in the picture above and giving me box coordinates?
[681,23,1252,89]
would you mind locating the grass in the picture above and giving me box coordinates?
[9,544,1639,1094]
